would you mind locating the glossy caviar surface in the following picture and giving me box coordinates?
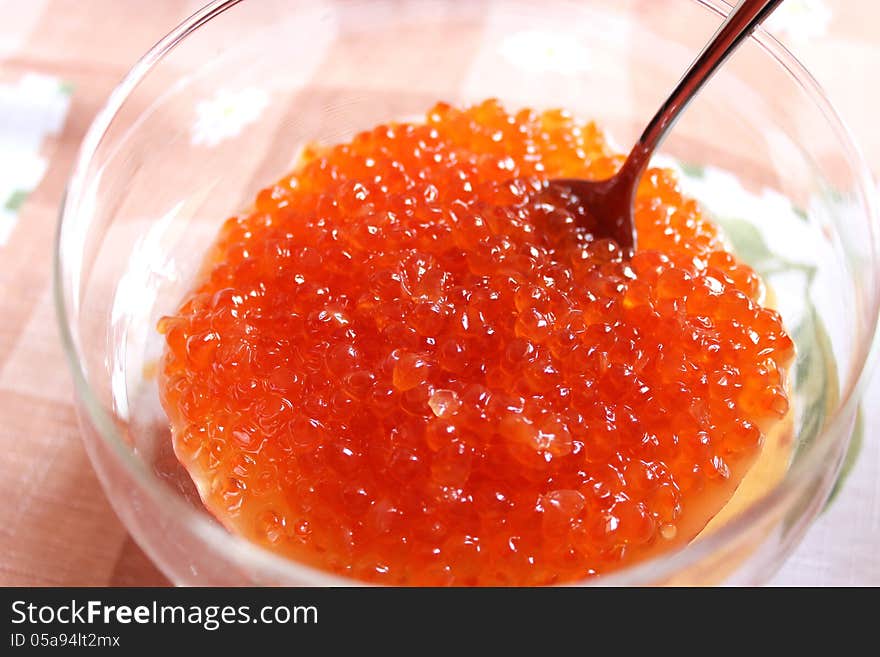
[158,100,794,585]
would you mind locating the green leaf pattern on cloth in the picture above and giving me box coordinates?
[0,73,72,246]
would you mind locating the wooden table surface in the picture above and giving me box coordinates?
[0,0,876,586]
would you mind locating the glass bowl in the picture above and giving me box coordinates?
[55,0,879,586]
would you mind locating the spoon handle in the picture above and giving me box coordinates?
[626,0,783,173]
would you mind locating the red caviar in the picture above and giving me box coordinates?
[158,100,794,585]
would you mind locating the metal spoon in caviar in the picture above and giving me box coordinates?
[552,0,783,252]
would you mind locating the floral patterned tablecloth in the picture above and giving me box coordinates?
[0,0,876,586]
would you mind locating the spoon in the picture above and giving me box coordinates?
[552,0,783,252]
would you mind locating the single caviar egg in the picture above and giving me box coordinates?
[158,99,794,585]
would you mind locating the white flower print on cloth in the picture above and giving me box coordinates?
[191,87,270,147]
[0,73,72,246]
[767,0,832,43]
[497,30,592,75]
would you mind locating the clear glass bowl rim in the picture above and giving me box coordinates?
[53,0,880,586]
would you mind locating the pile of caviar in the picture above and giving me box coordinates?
[158,100,794,585]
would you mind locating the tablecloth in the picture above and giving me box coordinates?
[0,0,876,586]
